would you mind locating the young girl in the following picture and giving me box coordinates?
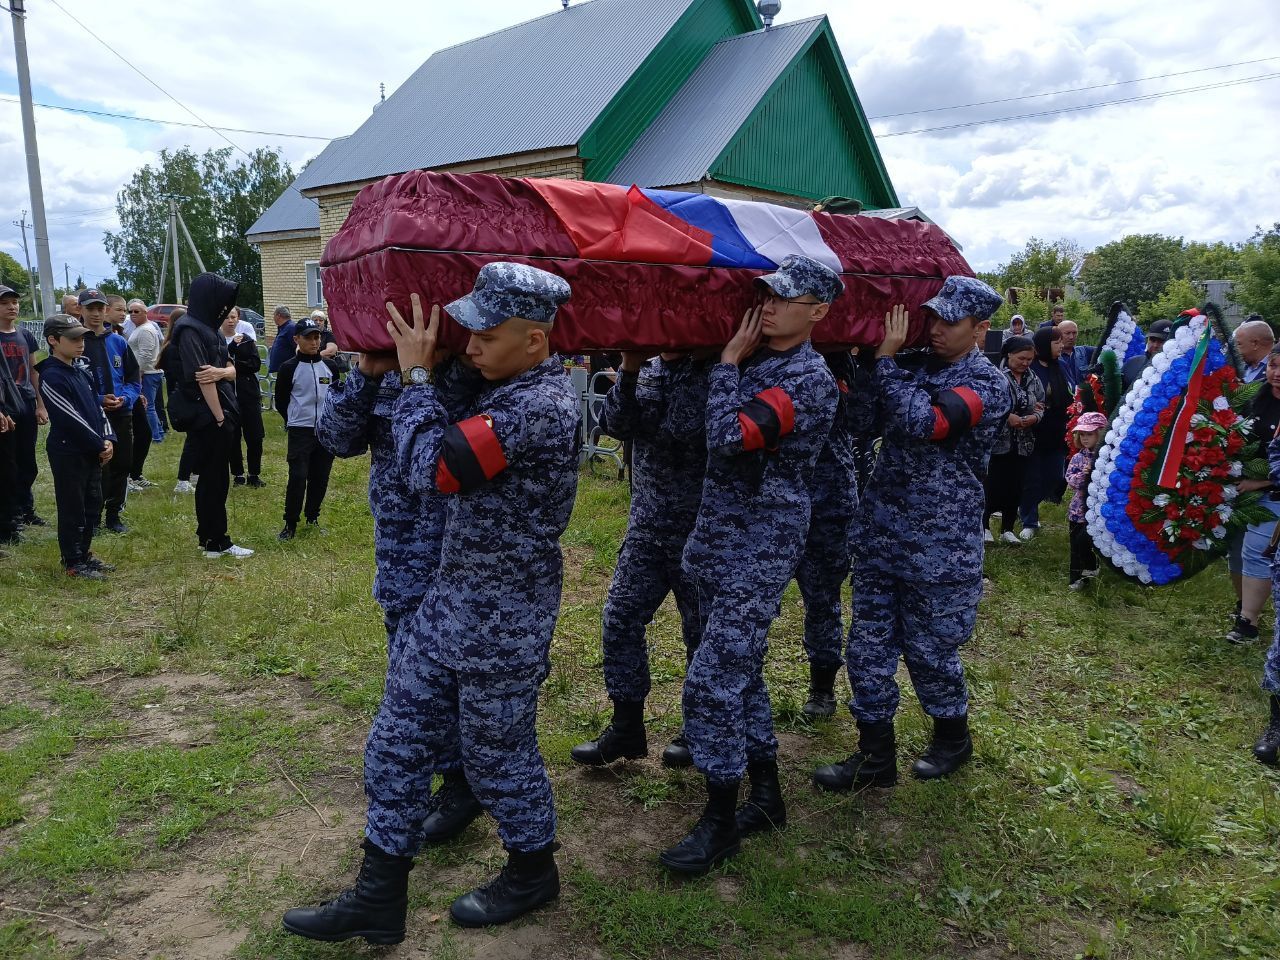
[1066,412,1107,588]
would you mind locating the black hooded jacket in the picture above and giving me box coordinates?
[170,273,241,426]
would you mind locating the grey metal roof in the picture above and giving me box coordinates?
[246,137,350,238]
[607,16,823,187]
[303,0,700,190]
[862,206,935,224]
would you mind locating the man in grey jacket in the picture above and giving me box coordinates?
[274,317,340,539]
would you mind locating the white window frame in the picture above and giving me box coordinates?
[305,260,324,308]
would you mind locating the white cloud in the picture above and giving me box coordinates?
[1,0,1278,287]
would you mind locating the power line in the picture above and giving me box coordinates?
[0,95,332,140]
[868,55,1280,120]
[877,71,1280,137]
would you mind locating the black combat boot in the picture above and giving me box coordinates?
[735,759,786,836]
[658,781,741,875]
[813,720,898,791]
[1254,695,1280,767]
[422,770,484,844]
[449,843,560,927]
[802,664,840,719]
[661,730,693,768]
[281,839,413,944]
[911,714,974,780]
[570,699,647,765]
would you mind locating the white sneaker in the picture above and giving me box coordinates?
[1069,579,1085,591]
[984,529,994,543]
[1019,527,1038,541]
[202,543,254,559]
[174,480,194,494]
[1082,568,1100,578]
[1000,531,1021,545]
[127,479,144,493]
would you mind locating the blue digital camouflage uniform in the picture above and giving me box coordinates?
[598,355,710,703]
[317,359,479,658]
[681,343,838,784]
[1264,434,1280,695]
[795,351,859,670]
[364,262,579,856]
[845,276,1011,724]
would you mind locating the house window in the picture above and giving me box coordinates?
[305,261,324,308]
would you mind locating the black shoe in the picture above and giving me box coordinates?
[65,562,108,582]
[571,700,647,766]
[84,553,116,573]
[659,781,741,875]
[1226,615,1260,645]
[103,518,128,534]
[813,720,898,792]
[1254,695,1280,767]
[450,844,560,928]
[736,759,786,837]
[23,513,46,527]
[802,664,840,720]
[233,475,247,486]
[278,524,297,541]
[661,732,693,769]
[911,714,974,780]
[246,475,267,488]
[422,771,484,844]
[282,839,412,944]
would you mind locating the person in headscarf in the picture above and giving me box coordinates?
[1002,314,1028,342]
[984,335,1044,544]
[1017,326,1069,538]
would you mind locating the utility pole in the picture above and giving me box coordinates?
[9,0,56,318]
[13,211,38,321]
[64,263,70,292]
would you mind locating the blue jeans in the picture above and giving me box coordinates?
[1020,448,1067,529]
[141,373,165,442]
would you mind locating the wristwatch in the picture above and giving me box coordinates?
[401,365,433,387]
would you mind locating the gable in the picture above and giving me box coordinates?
[710,24,898,208]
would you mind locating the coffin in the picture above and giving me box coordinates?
[319,171,972,354]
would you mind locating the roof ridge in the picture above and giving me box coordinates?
[710,13,825,45]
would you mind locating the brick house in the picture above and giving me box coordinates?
[247,0,904,337]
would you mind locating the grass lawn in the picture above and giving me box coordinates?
[1,415,1278,960]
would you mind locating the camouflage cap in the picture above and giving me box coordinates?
[922,275,1004,325]
[446,262,571,331]
[754,254,844,305]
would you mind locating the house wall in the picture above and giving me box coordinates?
[258,234,322,338]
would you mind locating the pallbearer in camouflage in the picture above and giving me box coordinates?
[814,276,1010,796]
[283,263,579,943]
[571,351,712,770]
[659,255,840,876]
[795,350,859,720]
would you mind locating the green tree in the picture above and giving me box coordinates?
[1137,277,1199,325]
[1236,223,1280,323]
[997,237,1081,293]
[0,250,36,319]
[103,147,294,312]
[1080,234,1186,311]
[1183,240,1244,284]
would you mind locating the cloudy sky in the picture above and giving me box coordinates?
[1,0,1277,295]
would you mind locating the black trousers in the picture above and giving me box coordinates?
[231,400,264,478]
[101,409,133,522]
[178,433,198,482]
[0,428,18,540]
[154,379,169,430]
[191,421,235,551]
[13,404,37,519]
[284,427,334,525]
[1069,520,1097,582]
[130,399,152,480]
[49,450,101,567]
[984,450,1028,534]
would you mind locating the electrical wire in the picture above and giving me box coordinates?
[867,55,1280,119]
[877,70,1280,137]
[0,95,332,140]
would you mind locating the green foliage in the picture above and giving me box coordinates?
[1081,234,1187,312]
[1138,277,1200,325]
[1183,240,1245,284]
[996,236,1081,292]
[103,146,295,313]
[1236,223,1280,323]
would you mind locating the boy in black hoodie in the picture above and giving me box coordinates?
[167,273,254,558]
[36,315,116,580]
[274,317,339,540]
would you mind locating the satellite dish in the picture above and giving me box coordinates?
[757,1,781,28]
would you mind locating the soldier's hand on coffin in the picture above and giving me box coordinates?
[358,352,399,377]
[386,293,439,372]
[619,351,656,373]
[722,305,763,366]
[876,304,909,359]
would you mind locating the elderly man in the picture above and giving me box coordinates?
[1235,317,1275,383]
[61,293,82,319]
[1057,320,1092,390]
[266,306,297,374]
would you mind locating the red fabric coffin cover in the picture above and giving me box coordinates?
[319,171,973,354]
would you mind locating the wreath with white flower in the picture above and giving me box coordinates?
[1085,308,1272,584]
